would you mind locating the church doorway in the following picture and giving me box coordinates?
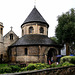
[47,48,57,64]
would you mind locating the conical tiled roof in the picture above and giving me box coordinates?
[11,34,57,46]
[21,7,49,27]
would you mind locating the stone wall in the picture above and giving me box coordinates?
[10,46,59,64]
[10,46,48,63]
[21,23,48,36]
[4,30,19,49]
[3,30,19,61]
[0,23,4,54]
[1,66,75,75]
[16,56,39,63]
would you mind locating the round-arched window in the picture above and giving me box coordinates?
[40,27,44,33]
[29,26,34,33]
[10,34,13,40]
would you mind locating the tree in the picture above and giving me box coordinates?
[50,36,58,44]
[55,8,75,54]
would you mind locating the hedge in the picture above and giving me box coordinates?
[60,56,75,64]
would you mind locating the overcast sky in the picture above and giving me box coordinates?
[0,0,75,37]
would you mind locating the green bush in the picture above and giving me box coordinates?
[0,64,8,67]
[25,63,50,70]
[50,63,56,68]
[26,63,36,70]
[0,64,21,73]
[9,65,20,72]
[20,67,27,71]
[60,56,75,64]
[35,63,50,70]
[0,67,12,74]
[56,64,62,67]
[61,62,74,67]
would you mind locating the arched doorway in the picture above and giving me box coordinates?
[47,48,57,64]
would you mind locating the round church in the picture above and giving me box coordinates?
[8,7,61,64]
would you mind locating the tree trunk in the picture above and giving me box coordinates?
[66,43,70,55]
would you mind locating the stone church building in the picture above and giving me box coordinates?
[0,22,19,62]
[0,7,61,63]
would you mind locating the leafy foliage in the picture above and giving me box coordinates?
[51,62,74,68]
[50,36,58,44]
[0,64,21,74]
[25,63,50,70]
[0,67,12,73]
[50,63,56,68]
[61,62,74,67]
[0,62,74,74]
[9,65,20,72]
[55,8,75,44]
[0,64,8,67]
[0,63,50,74]
[60,56,75,64]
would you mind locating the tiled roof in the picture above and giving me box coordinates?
[21,7,49,27]
[11,34,57,46]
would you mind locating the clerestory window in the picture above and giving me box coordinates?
[40,27,44,33]
[29,26,34,34]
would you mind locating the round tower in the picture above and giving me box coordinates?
[0,22,4,55]
[9,7,60,64]
[21,7,49,36]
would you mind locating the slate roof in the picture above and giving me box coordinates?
[11,34,57,47]
[21,7,49,27]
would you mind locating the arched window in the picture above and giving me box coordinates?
[25,48,28,55]
[10,34,13,40]
[29,27,34,33]
[40,27,44,33]
[1,28,2,34]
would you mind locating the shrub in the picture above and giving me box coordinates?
[50,63,56,68]
[26,63,50,70]
[26,63,36,70]
[56,64,62,67]
[61,62,74,67]
[9,65,20,72]
[35,63,50,70]
[0,64,21,73]
[20,67,27,71]
[0,64,8,67]
[0,67,12,74]
[60,56,75,64]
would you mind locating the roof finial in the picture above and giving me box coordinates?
[10,26,13,31]
[34,0,36,8]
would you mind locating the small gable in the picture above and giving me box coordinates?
[3,30,19,48]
